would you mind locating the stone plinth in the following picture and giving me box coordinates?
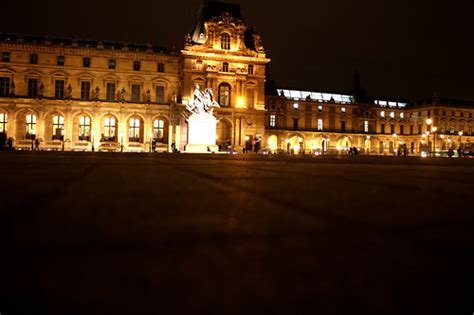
[185,114,219,153]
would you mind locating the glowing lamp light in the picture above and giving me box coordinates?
[440,135,445,139]
[237,97,245,108]
[245,136,250,142]
[426,118,433,125]
[458,131,464,136]
[285,139,290,144]
[392,133,397,138]
[448,138,452,143]
[431,127,438,133]
[421,152,428,158]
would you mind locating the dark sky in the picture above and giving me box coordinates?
[1,0,473,101]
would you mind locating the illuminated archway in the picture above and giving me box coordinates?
[288,136,304,154]
[217,119,232,148]
[267,135,278,152]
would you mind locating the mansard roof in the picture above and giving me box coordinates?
[0,32,169,54]
[190,0,245,45]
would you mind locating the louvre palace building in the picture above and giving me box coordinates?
[0,0,473,155]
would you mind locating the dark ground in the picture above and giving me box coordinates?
[0,152,473,315]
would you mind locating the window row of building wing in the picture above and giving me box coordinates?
[0,104,172,152]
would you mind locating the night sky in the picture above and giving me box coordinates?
[1,0,473,101]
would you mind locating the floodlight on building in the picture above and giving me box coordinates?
[426,118,433,126]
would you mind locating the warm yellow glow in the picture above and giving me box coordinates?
[458,131,464,136]
[237,97,245,108]
[422,134,427,139]
[426,118,433,125]
[392,133,397,138]
[425,131,430,136]
[431,127,438,133]
[267,135,278,151]
[440,134,445,139]
[245,136,250,141]
[448,138,452,143]
[285,139,290,144]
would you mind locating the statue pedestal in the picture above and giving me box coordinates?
[185,114,219,154]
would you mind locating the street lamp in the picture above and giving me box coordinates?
[392,133,397,155]
[431,126,437,157]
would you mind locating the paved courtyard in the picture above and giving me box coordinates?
[0,152,473,315]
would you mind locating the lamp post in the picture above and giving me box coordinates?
[458,131,463,147]
[392,133,397,155]
[431,126,437,157]
[426,118,433,156]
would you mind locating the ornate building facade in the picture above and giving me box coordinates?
[0,0,473,155]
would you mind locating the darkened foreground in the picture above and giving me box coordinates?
[0,152,473,315]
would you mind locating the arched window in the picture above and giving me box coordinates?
[104,117,116,142]
[52,115,65,140]
[129,118,141,142]
[221,33,230,50]
[25,114,37,139]
[153,119,166,143]
[79,116,91,141]
[0,113,7,133]
[218,83,231,107]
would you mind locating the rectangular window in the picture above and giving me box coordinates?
[293,118,299,130]
[418,124,422,135]
[247,88,255,108]
[364,121,369,133]
[341,121,346,132]
[81,81,91,100]
[131,84,141,102]
[108,59,116,70]
[133,61,141,72]
[270,114,276,128]
[83,57,91,68]
[390,124,395,134]
[55,80,65,98]
[57,55,65,66]
[342,107,346,113]
[0,77,10,96]
[30,54,38,64]
[248,65,254,75]
[156,86,165,103]
[106,83,116,101]
[318,106,323,112]
[400,125,404,135]
[0,113,7,133]
[410,125,414,135]
[223,62,229,72]
[381,124,385,134]
[157,62,165,73]
[318,119,323,131]
[28,78,38,97]
[2,52,10,62]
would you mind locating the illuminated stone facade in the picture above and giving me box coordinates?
[0,0,473,155]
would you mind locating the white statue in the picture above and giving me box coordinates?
[187,84,220,115]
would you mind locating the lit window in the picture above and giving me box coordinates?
[269,114,276,128]
[218,83,231,107]
[222,62,229,72]
[153,119,166,143]
[341,107,346,113]
[293,103,299,110]
[318,119,323,131]
[364,120,369,133]
[400,112,405,119]
[129,118,141,142]
[390,112,395,118]
[221,33,230,50]
[318,106,323,112]
[79,116,91,141]
[247,88,255,108]
[380,111,385,117]
[104,117,116,141]
[0,113,7,133]
[52,115,64,140]
[25,114,37,139]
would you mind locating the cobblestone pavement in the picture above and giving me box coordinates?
[1,152,473,315]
